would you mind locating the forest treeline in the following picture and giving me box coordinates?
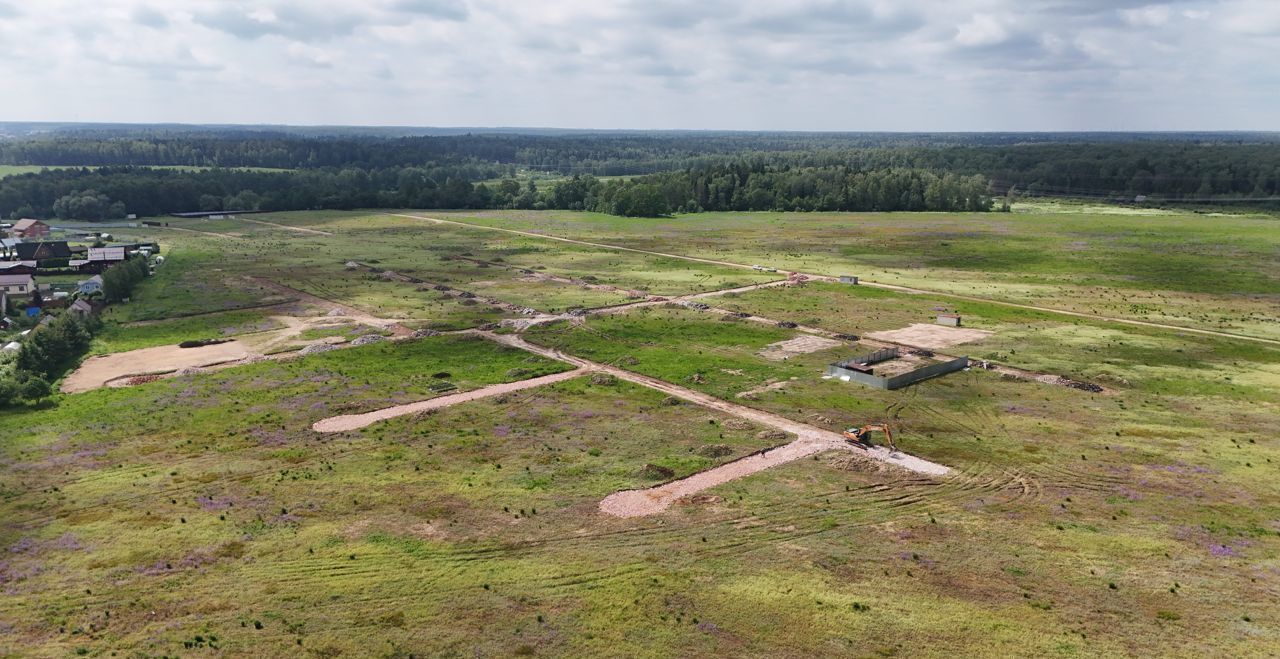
[0,129,1277,219]
[0,164,992,219]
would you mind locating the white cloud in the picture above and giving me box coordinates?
[0,0,1271,130]
[955,13,1011,47]
[1122,5,1172,26]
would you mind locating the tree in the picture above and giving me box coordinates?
[52,189,122,221]
[17,374,51,401]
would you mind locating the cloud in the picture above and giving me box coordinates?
[131,5,168,29]
[1219,0,1280,34]
[1122,5,1172,26]
[195,4,363,41]
[0,0,1271,130]
[955,13,1012,47]
[389,0,469,21]
[287,42,335,68]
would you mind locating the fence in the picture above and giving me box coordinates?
[826,356,969,390]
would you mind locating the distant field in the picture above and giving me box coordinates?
[0,164,292,178]
[436,209,1280,340]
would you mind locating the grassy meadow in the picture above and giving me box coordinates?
[435,209,1280,340]
[1,207,1277,656]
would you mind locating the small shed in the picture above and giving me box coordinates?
[838,275,860,284]
[68,299,95,317]
[936,313,962,327]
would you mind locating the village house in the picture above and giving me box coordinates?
[10,219,50,240]
[14,240,72,262]
[80,246,127,273]
[78,274,104,295]
[0,260,38,276]
[0,273,35,295]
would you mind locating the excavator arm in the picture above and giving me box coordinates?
[842,424,897,451]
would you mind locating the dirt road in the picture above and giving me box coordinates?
[481,332,951,478]
[599,436,848,518]
[312,367,590,432]
[239,218,334,236]
[390,212,1278,346]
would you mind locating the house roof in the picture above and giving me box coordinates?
[84,275,104,284]
[12,219,46,231]
[88,247,126,261]
[0,273,35,286]
[14,241,72,260]
[70,299,93,312]
[0,260,37,270]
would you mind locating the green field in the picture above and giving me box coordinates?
[0,164,292,179]
[2,208,1278,656]
[434,209,1280,341]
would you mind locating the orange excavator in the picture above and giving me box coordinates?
[843,424,896,452]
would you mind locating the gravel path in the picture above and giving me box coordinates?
[311,367,590,432]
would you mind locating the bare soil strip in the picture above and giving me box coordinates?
[151,225,246,240]
[866,324,993,350]
[311,367,591,432]
[62,341,251,393]
[391,212,1279,346]
[239,218,334,236]
[599,437,849,518]
[480,332,951,480]
[247,277,414,336]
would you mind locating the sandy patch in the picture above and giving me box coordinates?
[736,378,795,398]
[63,341,251,393]
[758,335,843,361]
[865,323,992,350]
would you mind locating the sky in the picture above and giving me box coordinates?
[0,0,1277,131]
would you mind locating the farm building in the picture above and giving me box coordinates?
[0,273,35,295]
[10,219,50,240]
[838,275,860,284]
[936,313,962,327]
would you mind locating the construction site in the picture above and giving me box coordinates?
[4,208,1276,658]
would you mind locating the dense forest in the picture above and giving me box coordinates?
[0,127,1277,219]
